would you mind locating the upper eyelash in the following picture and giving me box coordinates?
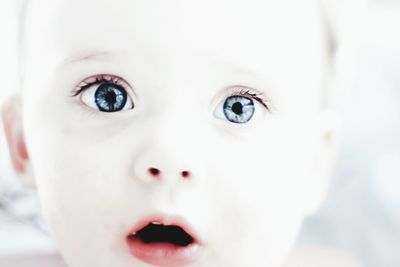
[229,87,271,111]
[71,75,271,112]
[71,74,125,97]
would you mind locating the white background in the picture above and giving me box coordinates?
[0,1,400,267]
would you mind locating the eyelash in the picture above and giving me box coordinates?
[228,86,271,111]
[71,75,271,111]
[71,74,126,97]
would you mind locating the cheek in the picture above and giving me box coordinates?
[205,118,317,264]
[23,104,142,259]
[24,130,146,266]
[210,118,317,207]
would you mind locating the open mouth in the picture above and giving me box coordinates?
[126,216,203,267]
[129,222,194,246]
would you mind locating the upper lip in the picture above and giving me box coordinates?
[126,213,202,245]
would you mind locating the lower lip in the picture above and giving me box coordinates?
[126,237,203,267]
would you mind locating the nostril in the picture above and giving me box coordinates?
[181,171,190,179]
[149,167,160,177]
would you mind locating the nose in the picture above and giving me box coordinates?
[130,100,207,185]
[132,143,199,184]
[147,167,192,180]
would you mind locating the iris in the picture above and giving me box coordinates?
[223,96,255,123]
[94,83,128,112]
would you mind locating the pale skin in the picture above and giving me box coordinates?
[1,0,355,266]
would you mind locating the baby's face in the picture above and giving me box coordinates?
[16,0,333,266]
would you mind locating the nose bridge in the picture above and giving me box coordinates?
[154,90,206,150]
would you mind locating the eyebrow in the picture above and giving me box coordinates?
[59,50,121,66]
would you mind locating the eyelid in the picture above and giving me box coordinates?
[71,74,133,97]
[227,85,272,112]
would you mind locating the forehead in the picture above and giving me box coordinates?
[23,0,327,108]
[26,0,325,63]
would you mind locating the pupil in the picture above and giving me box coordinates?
[232,102,243,114]
[105,91,116,104]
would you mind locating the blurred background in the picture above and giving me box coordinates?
[0,1,399,267]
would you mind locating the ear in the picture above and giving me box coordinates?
[304,109,341,216]
[1,94,36,189]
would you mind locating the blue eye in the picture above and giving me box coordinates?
[95,83,128,112]
[77,75,134,112]
[223,95,255,124]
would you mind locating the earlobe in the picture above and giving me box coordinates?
[1,95,36,189]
